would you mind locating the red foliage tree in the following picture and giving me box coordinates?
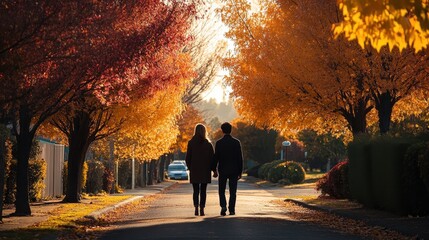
[0,0,197,214]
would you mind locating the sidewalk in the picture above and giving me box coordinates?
[245,176,429,239]
[286,198,429,239]
[0,181,177,231]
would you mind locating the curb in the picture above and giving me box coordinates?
[85,196,144,220]
[85,182,178,220]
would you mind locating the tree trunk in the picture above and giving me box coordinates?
[141,161,147,187]
[159,155,166,182]
[63,111,91,203]
[0,124,7,222]
[341,98,371,138]
[14,106,35,216]
[155,159,160,183]
[148,160,156,185]
[375,92,395,134]
[109,139,115,193]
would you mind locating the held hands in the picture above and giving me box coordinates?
[213,170,218,178]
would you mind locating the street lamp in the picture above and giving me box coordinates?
[282,140,291,161]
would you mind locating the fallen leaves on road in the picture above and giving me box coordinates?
[276,200,417,240]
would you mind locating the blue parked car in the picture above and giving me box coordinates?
[167,163,189,180]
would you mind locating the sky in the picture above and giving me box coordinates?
[199,0,234,104]
[202,70,232,104]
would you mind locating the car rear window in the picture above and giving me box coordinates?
[168,164,186,171]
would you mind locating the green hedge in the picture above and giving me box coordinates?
[4,158,46,203]
[284,161,306,184]
[403,142,429,215]
[349,134,429,215]
[29,159,46,202]
[347,135,374,207]
[264,161,305,184]
[420,148,429,194]
[246,164,261,178]
[63,161,88,194]
[118,160,132,189]
[86,160,105,194]
[258,160,284,180]
[370,136,417,215]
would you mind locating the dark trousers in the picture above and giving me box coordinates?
[192,183,208,208]
[218,174,238,212]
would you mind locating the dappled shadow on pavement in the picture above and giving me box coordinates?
[99,216,364,240]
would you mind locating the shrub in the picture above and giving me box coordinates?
[299,162,310,172]
[347,135,373,207]
[370,136,417,214]
[316,161,350,199]
[246,165,261,178]
[257,163,270,180]
[267,163,286,183]
[103,166,115,193]
[29,158,47,202]
[258,160,284,180]
[63,161,88,194]
[118,160,132,189]
[4,158,46,203]
[4,159,17,204]
[278,178,292,185]
[85,160,105,194]
[267,161,306,184]
[285,161,306,184]
[402,142,429,216]
[420,147,429,194]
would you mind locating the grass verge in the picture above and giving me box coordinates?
[0,195,132,240]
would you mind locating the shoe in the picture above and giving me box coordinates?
[195,207,199,216]
[200,207,205,216]
[229,211,235,215]
[220,207,227,216]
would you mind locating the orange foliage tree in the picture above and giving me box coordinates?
[173,105,206,153]
[221,0,429,137]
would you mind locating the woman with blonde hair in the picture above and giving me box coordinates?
[185,123,215,216]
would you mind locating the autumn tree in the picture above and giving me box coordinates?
[174,105,206,153]
[49,99,123,202]
[221,0,429,138]
[0,0,197,214]
[51,15,197,202]
[334,0,429,52]
[298,129,347,170]
[221,0,374,136]
[232,121,278,165]
[114,80,191,165]
[365,47,429,133]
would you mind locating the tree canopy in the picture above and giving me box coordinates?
[333,0,429,52]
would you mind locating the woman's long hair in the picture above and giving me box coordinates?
[194,123,207,142]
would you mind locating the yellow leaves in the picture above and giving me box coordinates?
[173,105,205,152]
[114,83,186,160]
[335,0,429,52]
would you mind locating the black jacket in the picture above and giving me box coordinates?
[185,136,214,183]
[212,134,243,176]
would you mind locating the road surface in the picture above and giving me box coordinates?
[100,179,363,240]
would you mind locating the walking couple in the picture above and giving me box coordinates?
[185,122,243,216]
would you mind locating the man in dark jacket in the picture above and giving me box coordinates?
[212,122,243,216]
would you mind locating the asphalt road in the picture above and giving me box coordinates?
[100,179,364,240]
